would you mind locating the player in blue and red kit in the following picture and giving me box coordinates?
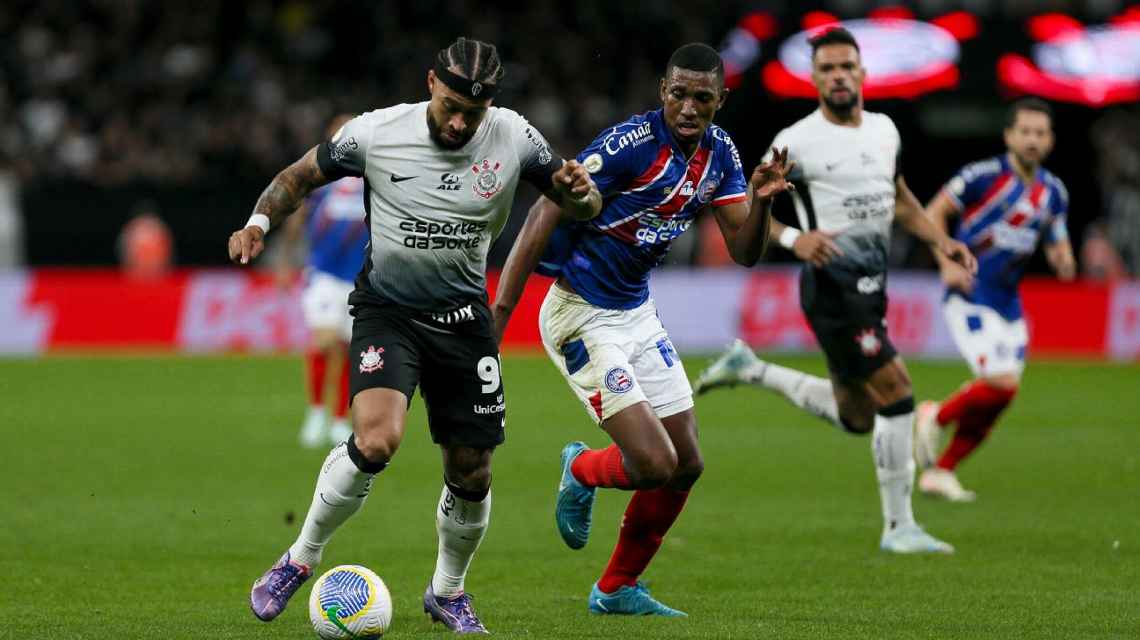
[278,114,370,447]
[914,98,1076,501]
[492,43,793,616]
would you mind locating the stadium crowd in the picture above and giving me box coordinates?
[0,0,739,185]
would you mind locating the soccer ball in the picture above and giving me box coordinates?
[308,565,392,639]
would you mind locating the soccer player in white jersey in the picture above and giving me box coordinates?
[493,44,792,615]
[228,37,602,633]
[694,28,976,553]
[913,98,1075,502]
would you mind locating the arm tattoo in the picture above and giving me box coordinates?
[253,147,329,228]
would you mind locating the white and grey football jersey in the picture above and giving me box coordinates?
[317,102,560,311]
[769,108,902,268]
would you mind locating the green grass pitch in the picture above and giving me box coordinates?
[1,354,1137,638]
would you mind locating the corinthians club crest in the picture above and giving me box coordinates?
[359,345,385,373]
[471,159,503,200]
[854,329,882,357]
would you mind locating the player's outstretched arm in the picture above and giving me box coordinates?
[713,147,794,266]
[491,195,564,343]
[544,159,601,221]
[924,190,975,292]
[228,146,331,265]
[895,174,977,275]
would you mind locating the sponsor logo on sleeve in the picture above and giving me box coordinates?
[602,122,654,156]
[330,136,358,163]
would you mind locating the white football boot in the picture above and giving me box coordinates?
[913,400,942,469]
[919,467,977,502]
[880,522,955,554]
[298,406,328,448]
[693,339,762,395]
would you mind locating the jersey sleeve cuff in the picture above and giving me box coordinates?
[942,186,964,211]
[712,192,747,206]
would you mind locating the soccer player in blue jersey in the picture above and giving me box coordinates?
[492,43,793,616]
[279,115,370,448]
[913,98,1076,501]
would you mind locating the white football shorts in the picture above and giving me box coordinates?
[539,283,693,424]
[301,269,354,340]
[943,293,1028,378]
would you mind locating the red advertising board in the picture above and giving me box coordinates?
[0,268,1135,361]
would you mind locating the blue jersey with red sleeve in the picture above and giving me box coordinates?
[305,177,369,282]
[538,109,748,309]
[943,154,1069,320]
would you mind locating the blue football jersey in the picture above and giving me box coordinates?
[539,109,748,309]
[943,154,1069,320]
[306,177,369,282]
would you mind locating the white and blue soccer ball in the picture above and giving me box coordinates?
[308,564,392,639]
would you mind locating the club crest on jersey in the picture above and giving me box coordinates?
[698,178,719,203]
[855,330,882,357]
[359,345,385,373]
[605,367,634,394]
[471,159,503,199]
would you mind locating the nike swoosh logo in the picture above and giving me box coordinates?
[594,599,608,612]
[319,492,335,507]
[390,174,416,183]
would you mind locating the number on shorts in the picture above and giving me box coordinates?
[477,356,501,394]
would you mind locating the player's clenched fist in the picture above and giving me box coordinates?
[551,159,594,201]
[228,226,266,265]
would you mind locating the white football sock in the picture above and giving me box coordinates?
[431,484,491,597]
[872,412,916,531]
[746,362,841,428]
[289,442,375,567]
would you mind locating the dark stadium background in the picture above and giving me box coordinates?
[6,0,1134,277]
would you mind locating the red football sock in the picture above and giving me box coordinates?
[571,445,633,489]
[936,379,1015,427]
[936,384,1016,471]
[597,488,690,594]
[306,350,328,406]
[335,358,350,418]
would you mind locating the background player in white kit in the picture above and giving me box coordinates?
[913,98,1075,502]
[228,37,601,633]
[695,28,976,553]
[276,114,368,448]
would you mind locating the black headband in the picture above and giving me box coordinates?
[434,60,499,100]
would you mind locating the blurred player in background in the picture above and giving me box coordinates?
[694,28,975,553]
[494,43,789,616]
[913,98,1075,501]
[277,114,368,448]
[228,37,601,633]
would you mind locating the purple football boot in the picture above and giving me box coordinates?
[249,551,312,621]
[423,584,489,634]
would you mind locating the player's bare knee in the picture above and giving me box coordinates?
[352,424,401,464]
[628,447,679,489]
[669,452,704,490]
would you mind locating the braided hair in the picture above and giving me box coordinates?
[437,37,504,85]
